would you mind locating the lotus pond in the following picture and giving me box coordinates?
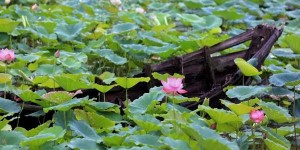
[0,0,300,149]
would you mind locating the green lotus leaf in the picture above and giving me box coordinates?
[99,71,116,84]
[199,105,243,132]
[95,49,127,65]
[272,48,300,59]
[56,22,83,41]
[180,123,239,150]
[0,19,19,33]
[226,86,271,100]
[0,73,12,84]
[221,100,255,115]
[88,101,120,113]
[93,84,116,93]
[259,102,293,124]
[124,134,161,147]
[43,97,90,113]
[68,138,103,150]
[54,76,91,91]
[111,23,138,34]
[131,114,161,133]
[69,120,102,143]
[159,137,191,150]
[21,126,65,148]
[261,126,291,150]
[269,72,300,87]
[74,109,115,132]
[192,15,223,30]
[213,8,244,20]
[115,77,150,89]
[128,87,165,114]
[41,91,79,104]
[0,97,21,113]
[103,134,126,147]
[0,131,26,145]
[284,34,300,54]
[234,58,261,76]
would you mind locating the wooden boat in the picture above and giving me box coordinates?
[103,24,284,109]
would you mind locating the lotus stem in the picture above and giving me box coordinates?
[16,102,25,128]
[293,86,297,150]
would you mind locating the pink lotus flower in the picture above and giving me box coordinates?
[250,110,264,123]
[135,8,145,14]
[0,48,15,63]
[55,50,60,58]
[32,4,38,11]
[161,77,187,95]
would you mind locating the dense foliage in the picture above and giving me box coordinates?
[0,0,300,149]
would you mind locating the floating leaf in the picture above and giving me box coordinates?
[213,8,244,20]
[261,126,291,150]
[283,34,300,54]
[54,76,91,91]
[93,84,116,93]
[88,101,120,113]
[272,48,300,59]
[180,123,239,150]
[178,14,221,28]
[103,134,125,147]
[0,131,26,145]
[99,72,116,84]
[43,97,90,113]
[199,106,243,132]
[128,87,165,114]
[0,19,19,33]
[124,134,161,147]
[259,102,293,124]
[68,138,103,150]
[269,72,300,87]
[23,120,52,137]
[74,109,115,132]
[221,100,255,115]
[226,86,271,100]
[159,137,191,150]
[0,97,21,113]
[42,91,75,104]
[95,49,127,65]
[131,114,161,133]
[111,23,138,34]
[234,58,261,76]
[192,15,223,30]
[115,77,150,89]
[0,73,12,84]
[21,126,65,149]
[53,110,76,130]
[69,120,102,143]
[56,22,83,41]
